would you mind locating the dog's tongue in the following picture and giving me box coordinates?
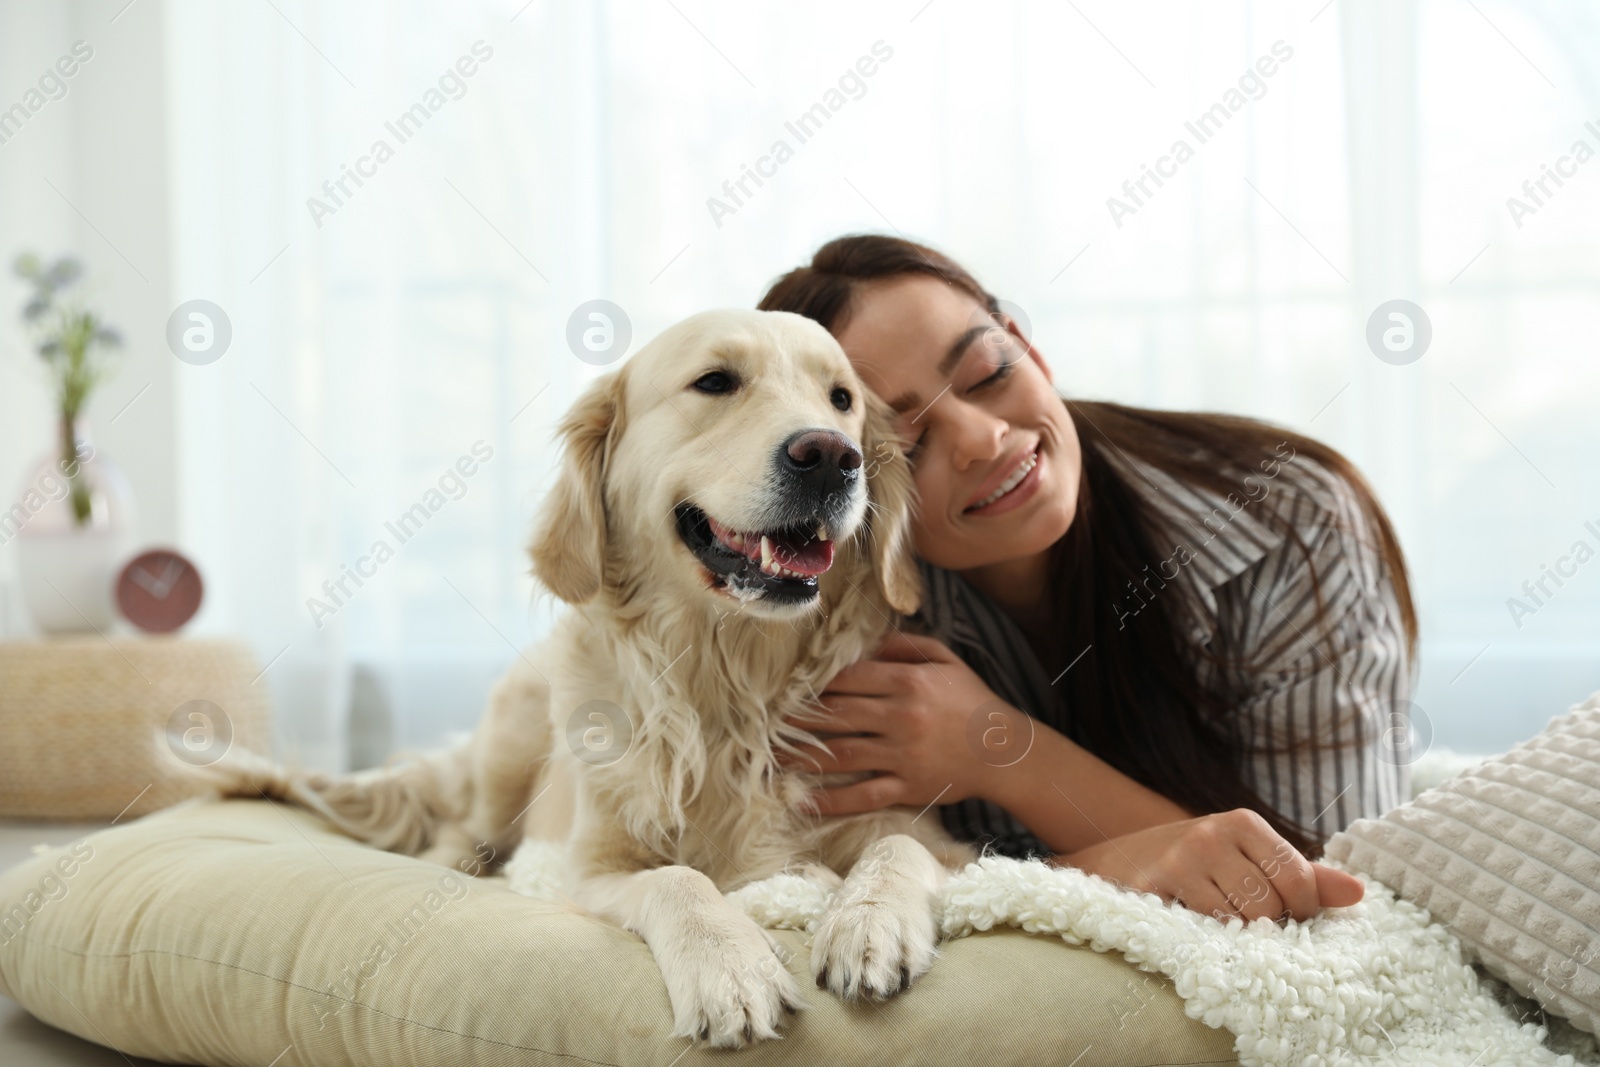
[770,532,834,575]
[706,516,835,576]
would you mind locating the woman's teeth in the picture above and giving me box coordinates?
[971,450,1038,510]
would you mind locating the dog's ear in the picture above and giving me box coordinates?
[529,371,625,604]
[860,390,923,616]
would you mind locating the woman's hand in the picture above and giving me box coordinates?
[1057,808,1365,924]
[775,630,1006,813]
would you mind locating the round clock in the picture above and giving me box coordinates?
[115,548,204,633]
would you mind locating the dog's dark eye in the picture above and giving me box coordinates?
[830,387,852,412]
[692,371,737,394]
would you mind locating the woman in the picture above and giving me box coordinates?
[760,235,1420,924]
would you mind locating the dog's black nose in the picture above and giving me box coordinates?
[779,429,862,497]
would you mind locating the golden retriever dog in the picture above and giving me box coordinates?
[173,309,979,1047]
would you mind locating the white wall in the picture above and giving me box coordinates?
[0,0,176,629]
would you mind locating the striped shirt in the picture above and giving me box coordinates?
[908,441,1417,861]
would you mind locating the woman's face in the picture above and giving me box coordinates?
[833,275,1081,573]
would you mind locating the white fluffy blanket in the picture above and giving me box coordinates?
[506,750,1600,1067]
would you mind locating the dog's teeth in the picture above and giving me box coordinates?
[760,535,776,574]
[816,522,830,542]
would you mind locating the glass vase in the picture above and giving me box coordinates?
[10,418,136,634]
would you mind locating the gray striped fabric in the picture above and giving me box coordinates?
[908,441,1417,860]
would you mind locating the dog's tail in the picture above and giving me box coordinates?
[153,729,473,857]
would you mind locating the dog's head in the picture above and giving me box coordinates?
[530,309,920,621]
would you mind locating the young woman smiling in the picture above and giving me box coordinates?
[760,235,1420,923]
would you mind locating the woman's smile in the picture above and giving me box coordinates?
[963,443,1042,517]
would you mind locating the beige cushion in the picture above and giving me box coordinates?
[1325,688,1600,1035]
[0,797,1238,1066]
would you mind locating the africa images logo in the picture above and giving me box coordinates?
[1504,118,1600,229]
[704,40,894,229]
[305,41,495,229]
[1105,40,1294,228]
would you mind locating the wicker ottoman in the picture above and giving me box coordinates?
[0,636,272,821]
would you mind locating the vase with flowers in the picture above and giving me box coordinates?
[9,252,136,634]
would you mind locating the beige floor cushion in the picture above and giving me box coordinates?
[0,797,1238,1066]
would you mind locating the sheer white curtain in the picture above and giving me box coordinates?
[1402,0,1600,744]
[161,0,1600,769]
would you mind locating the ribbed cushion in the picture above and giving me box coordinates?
[1324,689,1600,1034]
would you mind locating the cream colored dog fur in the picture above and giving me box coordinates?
[175,309,979,1047]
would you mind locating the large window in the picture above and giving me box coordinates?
[137,0,1600,766]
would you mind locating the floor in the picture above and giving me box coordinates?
[0,818,169,1066]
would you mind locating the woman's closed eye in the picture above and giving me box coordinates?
[906,430,927,462]
[977,353,1020,389]
[903,353,1020,463]
[955,335,1023,412]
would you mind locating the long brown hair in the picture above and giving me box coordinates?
[758,234,1418,859]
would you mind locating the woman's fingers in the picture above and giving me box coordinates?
[786,694,882,736]
[1312,864,1364,908]
[1230,820,1321,922]
[1063,811,1361,927]
[799,774,899,816]
[779,735,890,774]
[871,629,956,663]
[1165,881,1236,922]
[819,658,903,696]
[1209,854,1288,923]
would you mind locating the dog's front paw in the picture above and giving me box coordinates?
[811,897,940,1001]
[662,920,807,1048]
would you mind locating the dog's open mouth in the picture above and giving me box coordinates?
[674,503,835,603]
